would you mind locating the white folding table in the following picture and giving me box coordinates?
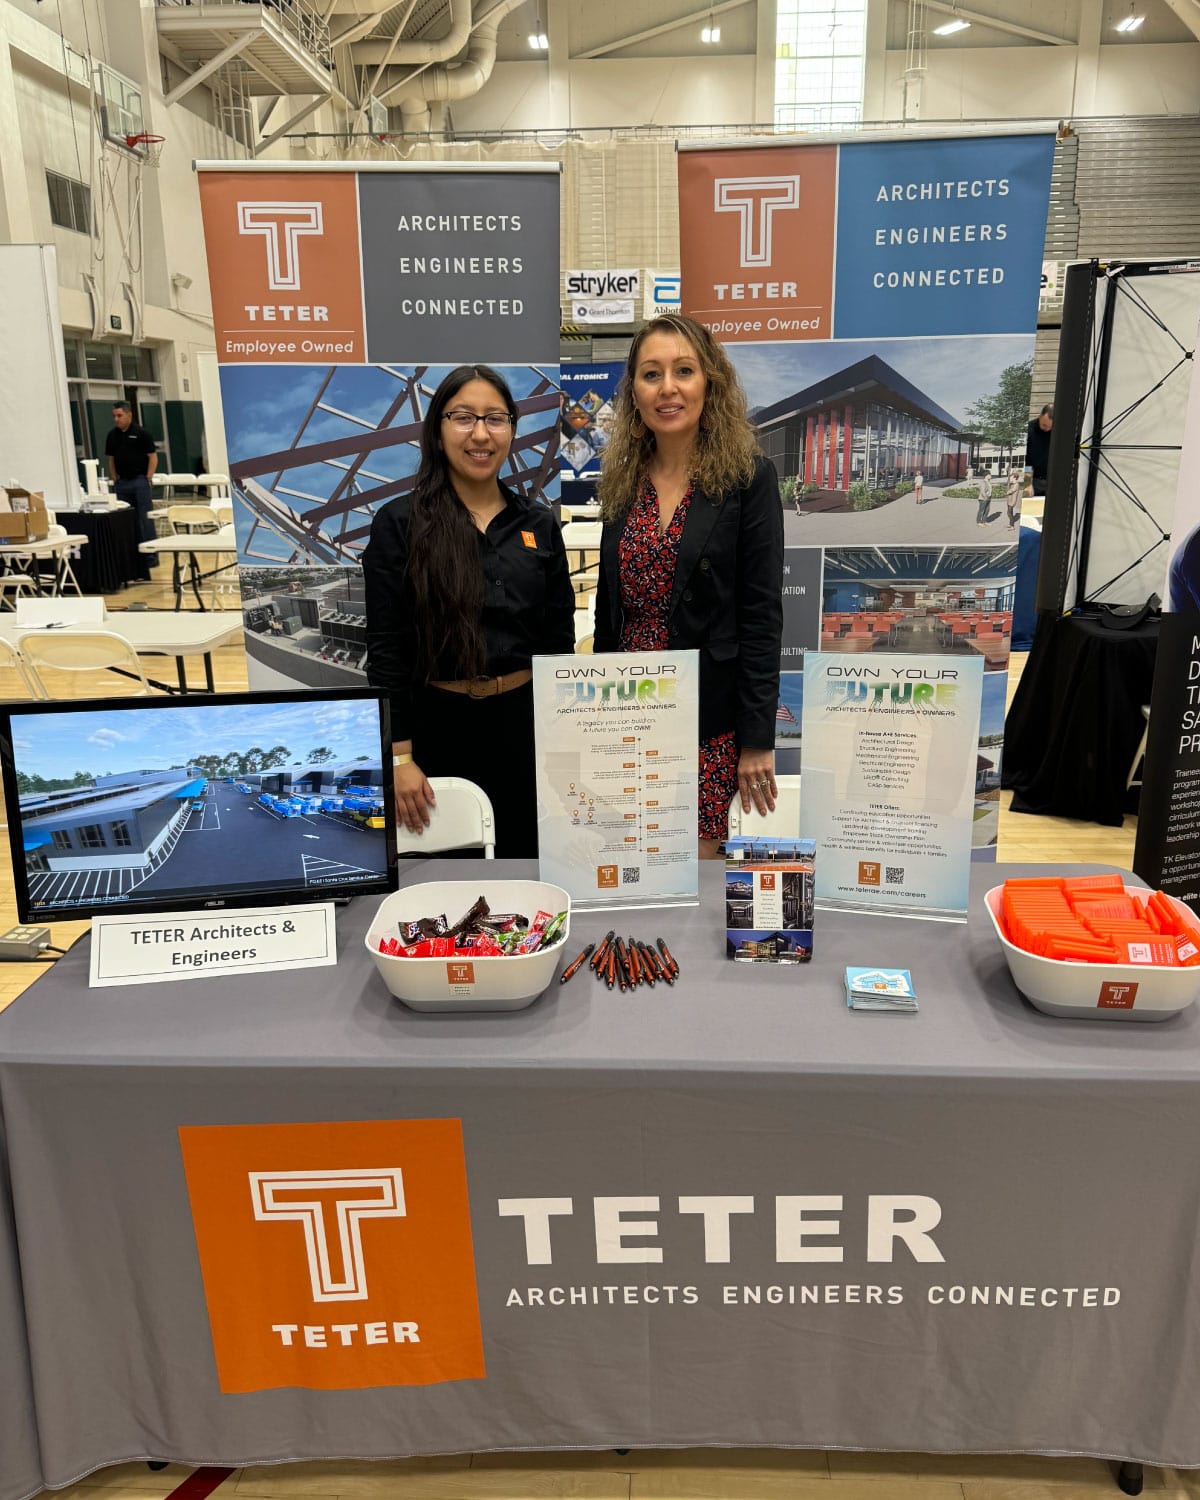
[0,612,243,694]
[139,525,238,611]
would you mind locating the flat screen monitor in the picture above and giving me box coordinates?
[0,688,397,921]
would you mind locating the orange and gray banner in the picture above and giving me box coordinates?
[192,162,562,689]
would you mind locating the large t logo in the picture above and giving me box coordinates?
[236,202,324,290]
[249,1168,406,1302]
[713,176,801,267]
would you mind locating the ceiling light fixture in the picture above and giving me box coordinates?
[701,24,721,42]
[932,17,971,35]
[1115,12,1144,31]
[528,30,549,48]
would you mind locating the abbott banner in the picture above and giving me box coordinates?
[679,134,1054,862]
[195,162,561,690]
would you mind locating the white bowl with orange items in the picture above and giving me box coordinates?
[985,874,1200,1021]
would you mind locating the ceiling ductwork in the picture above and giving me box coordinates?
[371,0,527,131]
[348,0,474,66]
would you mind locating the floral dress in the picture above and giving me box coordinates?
[618,480,740,840]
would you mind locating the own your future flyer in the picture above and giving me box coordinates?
[800,652,984,919]
[533,651,699,910]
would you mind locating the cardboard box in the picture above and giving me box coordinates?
[725,837,816,963]
[0,489,48,543]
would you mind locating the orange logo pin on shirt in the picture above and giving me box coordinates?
[521,531,537,549]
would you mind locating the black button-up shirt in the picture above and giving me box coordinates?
[362,485,575,740]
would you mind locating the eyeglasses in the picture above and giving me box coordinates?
[442,409,513,433]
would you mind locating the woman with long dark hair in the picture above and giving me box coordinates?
[594,314,784,857]
[363,365,575,857]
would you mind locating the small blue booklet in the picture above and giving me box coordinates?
[845,966,918,1013]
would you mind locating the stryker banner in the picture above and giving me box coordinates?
[800,651,984,918]
[194,162,561,692]
[679,133,1053,860]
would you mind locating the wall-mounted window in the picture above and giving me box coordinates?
[110,821,133,847]
[46,170,93,235]
[78,824,105,849]
[776,0,867,130]
[51,830,72,851]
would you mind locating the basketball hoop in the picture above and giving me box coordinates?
[124,133,165,166]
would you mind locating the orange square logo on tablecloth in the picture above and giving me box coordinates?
[678,145,837,342]
[197,171,366,363]
[178,1119,484,1393]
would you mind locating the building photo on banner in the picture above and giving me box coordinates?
[8,6,1200,1500]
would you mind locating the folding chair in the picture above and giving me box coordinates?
[0,637,48,699]
[726,774,802,839]
[394,776,496,858]
[18,629,155,697]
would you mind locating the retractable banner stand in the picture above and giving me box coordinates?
[559,361,622,505]
[1133,321,1200,907]
[678,133,1054,869]
[194,162,561,691]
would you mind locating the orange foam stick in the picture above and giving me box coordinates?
[1062,874,1126,894]
[1070,897,1139,922]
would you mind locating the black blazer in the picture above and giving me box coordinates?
[593,454,784,748]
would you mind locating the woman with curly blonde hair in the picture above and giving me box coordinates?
[593,313,784,856]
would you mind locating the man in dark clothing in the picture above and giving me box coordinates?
[1025,404,1053,495]
[105,403,158,572]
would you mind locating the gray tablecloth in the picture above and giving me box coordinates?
[2,861,1200,1500]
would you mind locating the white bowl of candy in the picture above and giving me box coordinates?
[365,880,571,1011]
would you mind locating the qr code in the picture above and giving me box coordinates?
[622,866,641,885]
[886,866,904,885]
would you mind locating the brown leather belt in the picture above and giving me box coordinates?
[429,669,533,699]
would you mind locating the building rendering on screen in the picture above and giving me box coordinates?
[19,769,203,874]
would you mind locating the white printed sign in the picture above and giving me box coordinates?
[800,653,984,920]
[89,902,337,987]
[534,651,699,910]
[571,298,635,324]
[644,270,682,319]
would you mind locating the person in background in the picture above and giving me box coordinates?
[104,401,157,574]
[1025,404,1053,495]
[593,313,784,859]
[1005,466,1022,530]
[976,468,994,526]
[363,364,575,858]
[913,469,925,505]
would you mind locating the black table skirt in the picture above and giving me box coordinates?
[64,507,147,592]
[1003,609,1158,826]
